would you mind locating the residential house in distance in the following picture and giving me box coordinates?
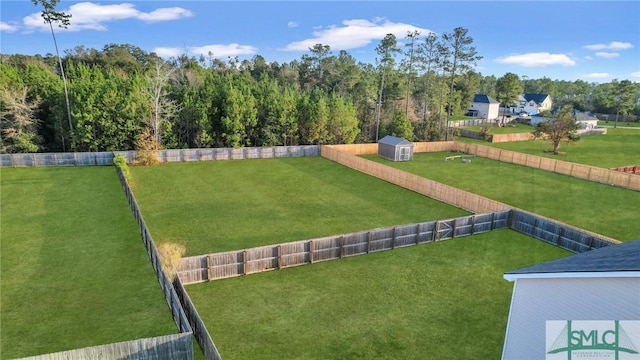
[512,93,553,115]
[467,94,500,120]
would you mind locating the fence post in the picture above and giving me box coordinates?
[433,222,439,241]
[339,236,345,258]
[391,227,396,249]
[367,232,371,253]
[277,245,282,269]
[206,255,212,282]
[470,215,476,235]
[556,227,564,246]
[309,240,314,264]
[415,224,421,245]
[243,250,248,275]
[490,212,496,231]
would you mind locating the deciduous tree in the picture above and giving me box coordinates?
[533,105,579,154]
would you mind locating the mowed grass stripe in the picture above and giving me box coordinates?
[0,167,176,359]
[458,128,640,168]
[130,157,469,255]
[364,151,640,242]
[188,230,570,360]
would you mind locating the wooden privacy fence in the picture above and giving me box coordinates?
[322,144,512,213]
[18,333,193,360]
[174,278,222,360]
[179,211,512,284]
[1,151,114,167]
[116,167,211,360]
[452,142,640,191]
[510,209,619,253]
[0,146,320,167]
[178,209,619,285]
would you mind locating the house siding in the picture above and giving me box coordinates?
[502,277,640,360]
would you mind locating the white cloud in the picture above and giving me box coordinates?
[595,52,620,58]
[0,21,19,33]
[288,21,299,28]
[583,41,633,51]
[23,2,192,32]
[282,18,433,51]
[631,72,640,78]
[581,72,610,79]
[154,44,258,59]
[494,52,576,67]
[584,55,593,60]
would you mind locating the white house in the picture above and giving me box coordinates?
[575,111,599,129]
[467,94,500,119]
[512,93,553,115]
[501,240,640,360]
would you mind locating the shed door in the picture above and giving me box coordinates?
[399,146,411,161]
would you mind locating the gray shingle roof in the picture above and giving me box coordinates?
[378,135,412,146]
[505,240,640,275]
[473,94,500,104]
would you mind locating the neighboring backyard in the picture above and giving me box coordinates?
[0,167,177,359]
[129,157,469,255]
[188,230,570,360]
[364,151,640,242]
[457,127,640,168]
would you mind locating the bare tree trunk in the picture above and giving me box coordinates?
[48,21,73,134]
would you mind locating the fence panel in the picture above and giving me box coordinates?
[260,147,275,158]
[394,223,421,248]
[19,333,194,360]
[369,228,394,252]
[312,237,341,262]
[209,252,244,280]
[246,246,278,274]
[343,232,368,256]
[280,241,309,268]
[214,148,230,160]
[453,216,474,237]
[197,149,213,161]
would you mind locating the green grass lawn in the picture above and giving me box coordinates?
[187,230,570,360]
[598,120,640,127]
[364,152,640,241]
[129,157,469,255]
[457,128,640,168]
[0,167,177,359]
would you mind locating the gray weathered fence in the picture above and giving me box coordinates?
[178,209,620,285]
[178,211,511,284]
[1,146,320,167]
[17,333,194,360]
[510,209,616,253]
[1,151,114,167]
[117,166,224,360]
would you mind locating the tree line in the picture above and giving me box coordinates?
[1,32,639,154]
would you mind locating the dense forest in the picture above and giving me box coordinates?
[1,29,639,154]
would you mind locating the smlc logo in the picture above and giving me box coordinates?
[546,320,640,360]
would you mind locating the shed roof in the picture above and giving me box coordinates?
[378,135,413,146]
[472,94,500,104]
[505,240,640,279]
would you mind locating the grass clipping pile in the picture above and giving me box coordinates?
[157,242,186,281]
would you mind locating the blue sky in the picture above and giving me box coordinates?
[1,1,639,83]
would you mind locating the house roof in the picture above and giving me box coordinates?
[523,93,550,104]
[378,135,413,146]
[505,240,640,279]
[575,111,599,121]
[473,94,500,104]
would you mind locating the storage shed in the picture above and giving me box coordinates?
[501,240,640,360]
[378,135,414,161]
